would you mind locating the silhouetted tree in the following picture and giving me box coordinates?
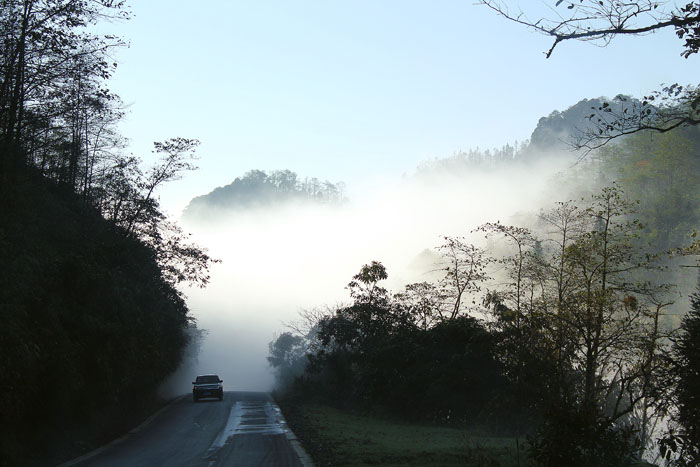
[268,332,308,391]
[346,261,389,307]
[661,276,700,465]
[0,0,128,185]
[435,236,492,320]
[393,281,444,330]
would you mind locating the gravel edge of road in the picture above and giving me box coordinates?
[55,395,186,467]
[270,399,316,467]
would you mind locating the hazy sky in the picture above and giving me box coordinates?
[105,0,699,215]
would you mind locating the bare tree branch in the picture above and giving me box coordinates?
[479,1,700,152]
[478,1,699,58]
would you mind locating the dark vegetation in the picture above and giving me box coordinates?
[0,170,194,465]
[663,282,700,465]
[271,115,700,465]
[270,4,700,459]
[0,2,214,465]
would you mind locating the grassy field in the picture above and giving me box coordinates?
[279,402,527,466]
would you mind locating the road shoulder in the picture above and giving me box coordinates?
[56,395,186,467]
[271,399,316,467]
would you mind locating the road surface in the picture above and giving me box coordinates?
[62,392,311,467]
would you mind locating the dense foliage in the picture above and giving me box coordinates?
[0,172,196,465]
[270,181,693,465]
[270,262,507,426]
[0,2,214,465]
[598,126,700,252]
[660,280,700,465]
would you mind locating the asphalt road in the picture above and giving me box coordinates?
[62,392,310,467]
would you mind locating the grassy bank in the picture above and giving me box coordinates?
[279,401,526,466]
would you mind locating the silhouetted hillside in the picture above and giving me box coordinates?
[522,95,648,157]
[182,169,346,223]
[0,169,194,466]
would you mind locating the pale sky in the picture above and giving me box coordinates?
[103,1,699,215]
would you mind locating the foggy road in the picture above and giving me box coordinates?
[62,392,311,467]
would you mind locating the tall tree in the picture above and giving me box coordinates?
[0,0,128,182]
[346,260,390,307]
[479,186,676,461]
[435,236,492,320]
[662,276,700,465]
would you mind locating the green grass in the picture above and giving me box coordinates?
[280,402,527,466]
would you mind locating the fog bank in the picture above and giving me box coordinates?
[163,156,574,394]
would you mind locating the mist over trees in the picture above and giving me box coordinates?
[266,90,700,463]
[2,1,699,466]
[414,95,650,177]
[268,2,700,463]
[182,169,346,223]
[463,6,700,459]
[596,126,700,251]
[269,181,693,464]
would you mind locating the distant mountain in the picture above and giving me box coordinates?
[182,169,346,222]
[522,94,657,158]
[526,98,604,154]
[416,95,644,176]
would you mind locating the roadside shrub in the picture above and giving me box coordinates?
[527,406,638,467]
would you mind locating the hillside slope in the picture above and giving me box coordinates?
[0,170,193,466]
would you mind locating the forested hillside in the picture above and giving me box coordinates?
[0,2,215,465]
[415,95,648,174]
[0,171,195,465]
[182,169,346,222]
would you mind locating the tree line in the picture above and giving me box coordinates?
[269,179,700,465]
[183,169,347,222]
[0,2,216,465]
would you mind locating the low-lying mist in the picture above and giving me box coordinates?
[159,156,576,396]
